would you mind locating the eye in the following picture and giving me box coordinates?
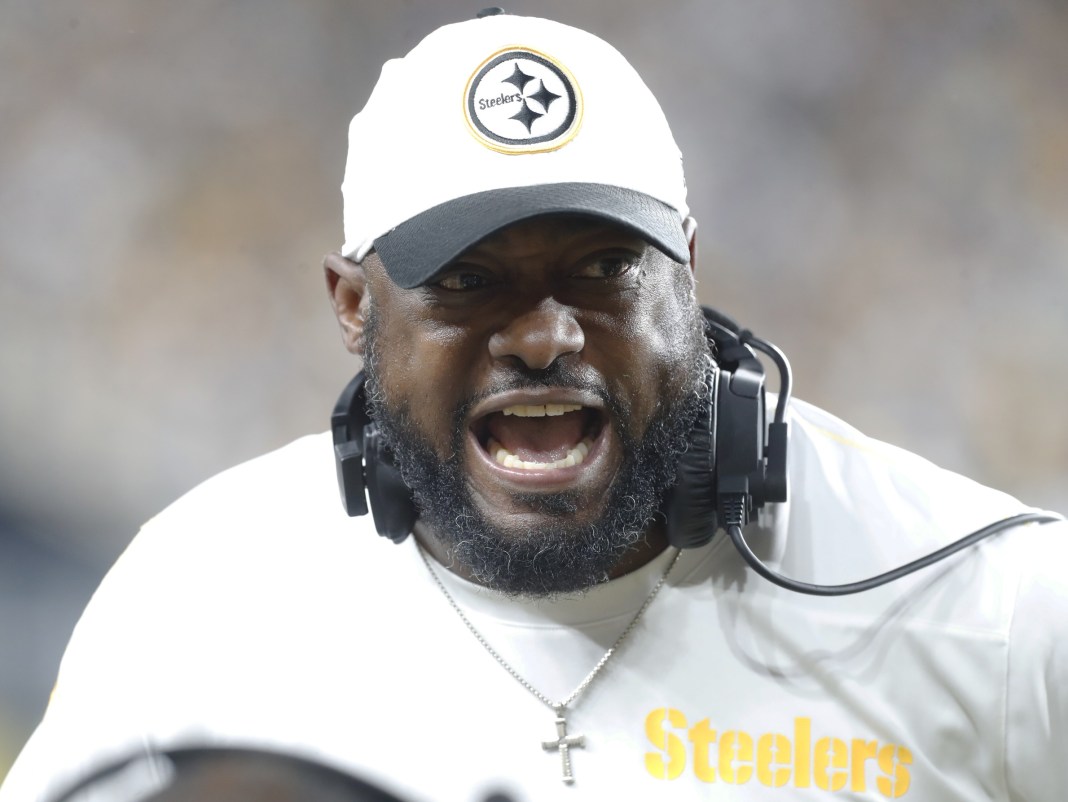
[433,269,494,292]
[572,253,641,280]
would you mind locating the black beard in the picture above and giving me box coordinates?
[362,306,709,597]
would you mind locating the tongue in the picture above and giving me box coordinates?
[486,411,586,462]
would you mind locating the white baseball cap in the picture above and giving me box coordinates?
[341,9,690,288]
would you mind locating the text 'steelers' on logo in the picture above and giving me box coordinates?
[465,48,583,154]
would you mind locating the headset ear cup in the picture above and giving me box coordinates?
[363,424,417,544]
[331,371,417,543]
[335,438,369,516]
[666,367,719,548]
[332,372,372,517]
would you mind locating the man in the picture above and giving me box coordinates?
[3,11,1066,802]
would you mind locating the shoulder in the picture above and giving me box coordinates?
[785,397,1038,537]
[775,398,1065,624]
[146,432,339,529]
[49,430,394,704]
[118,432,358,565]
[6,433,408,802]
[61,431,385,657]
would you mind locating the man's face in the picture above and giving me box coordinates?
[359,215,708,595]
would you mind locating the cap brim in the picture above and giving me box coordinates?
[372,183,689,288]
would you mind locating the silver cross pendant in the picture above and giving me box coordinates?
[541,710,585,784]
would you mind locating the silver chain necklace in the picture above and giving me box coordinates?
[418,544,681,784]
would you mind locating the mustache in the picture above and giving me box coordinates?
[456,360,622,425]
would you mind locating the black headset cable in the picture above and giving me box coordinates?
[725,504,1064,597]
[727,329,1065,595]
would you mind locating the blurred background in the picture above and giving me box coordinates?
[2,0,1066,782]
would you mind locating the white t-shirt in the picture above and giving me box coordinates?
[3,399,1066,802]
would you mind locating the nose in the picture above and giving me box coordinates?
[488,299,584,370]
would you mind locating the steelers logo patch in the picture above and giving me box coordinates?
[464,48,582,153]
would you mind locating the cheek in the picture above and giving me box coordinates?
[376,316,484,446]
[644,271,699,370]
[408,334,469,408]
[597,276,697,419]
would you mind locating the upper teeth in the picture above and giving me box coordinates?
[502,403,583,417]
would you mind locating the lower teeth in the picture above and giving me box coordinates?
[490,438,592,471]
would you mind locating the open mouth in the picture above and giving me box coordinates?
[471,403,605,472]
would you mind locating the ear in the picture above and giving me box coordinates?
[323,252,369,356]
[683,216,698,275]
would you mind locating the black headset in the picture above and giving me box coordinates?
[330,306,786,545]
[331,305,1062,596]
